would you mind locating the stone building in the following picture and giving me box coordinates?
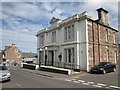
[22,52,37,63]
[36,8,118,72]
[3,44,22,65]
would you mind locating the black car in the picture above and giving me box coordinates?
[91,62,116,74]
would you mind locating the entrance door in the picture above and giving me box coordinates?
[51,51,54,66]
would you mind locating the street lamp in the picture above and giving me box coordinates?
[44,47,47,66]
[39,48,43,68]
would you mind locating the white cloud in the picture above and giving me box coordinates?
[2,30,37,52]
[1,2,119,52]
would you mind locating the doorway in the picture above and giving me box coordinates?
[51,51,54,66]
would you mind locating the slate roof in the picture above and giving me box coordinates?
[22,52,37,58]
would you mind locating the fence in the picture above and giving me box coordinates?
[41,61,81,71]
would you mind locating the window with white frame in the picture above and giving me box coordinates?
[65,48,74,63]
[40,35,44,46]
[113,32,116,44]
[15,49,18,52]
[106,29,109,42]
[64,24,74,41]
[52,31,56,43]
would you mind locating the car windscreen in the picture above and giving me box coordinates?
[98,62,107,66]
[0,66,8,70]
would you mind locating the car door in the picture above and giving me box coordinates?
[105,63,111,72]
[107,62,113,72]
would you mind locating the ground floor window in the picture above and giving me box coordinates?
[65,48,74,64]
[106,50,109,62]
[114,51,117,64]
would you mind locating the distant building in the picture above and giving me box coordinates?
[3,44,22,65]
[36,8,118,72]
[0,50,2,64]
[22,52,37,63]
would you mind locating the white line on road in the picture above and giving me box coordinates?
[71,79,76,81]
[97,83,106,86]
[78,80,85,83]
[16,83,21,87]
[65,79,72,82]
[109,85,120,89]
[93,85,102,88]
[73,81,80,83]
[87,82,95,84]
[82,83,90,85]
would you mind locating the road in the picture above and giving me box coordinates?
[2,67,96,88]
[1,66,119,90]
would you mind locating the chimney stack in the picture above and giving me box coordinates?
[12,43,16,47]
[97,8,109,26]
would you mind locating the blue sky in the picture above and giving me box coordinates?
[1,1,119,53]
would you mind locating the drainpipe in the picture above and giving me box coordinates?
[97,24,100,63]
[92,22,95,66]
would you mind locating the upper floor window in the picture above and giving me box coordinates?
[15,49,18,52]
[52,31,56,43]
[106,29,108,42]
[40,35,44,46]
[113,32,116,44]
[17,53,21,58]
[64,24,74,41]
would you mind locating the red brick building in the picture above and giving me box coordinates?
[87,8,118,70]
[3,44,22,65]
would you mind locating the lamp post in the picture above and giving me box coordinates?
[44,47,48,66]
[39,48,43,68]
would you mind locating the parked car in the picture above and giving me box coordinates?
[90,62,116,74]
[0,65,11,82]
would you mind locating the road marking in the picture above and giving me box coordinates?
[97,83,106,86]
[87,82,95,84]
[93,85,102,88]
[105,87,112,89]
[109,85,120,89]
[82,83,90,85]
[73,81,79,83]
[16,83,21,87]
[78,80,85,83]
[65,79,72,82]
[71,79,76,81]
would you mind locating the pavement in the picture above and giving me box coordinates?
[10,66,88,80]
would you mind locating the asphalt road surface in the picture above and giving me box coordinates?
[1,67,96,88]
[1,66,119,90]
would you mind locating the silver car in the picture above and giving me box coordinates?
[0,65,11,82]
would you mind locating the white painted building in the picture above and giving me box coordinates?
[36,11,90,71]
[36,8,118,72]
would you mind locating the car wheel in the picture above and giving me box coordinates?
[113,68,116,72]
[103,69,106,74]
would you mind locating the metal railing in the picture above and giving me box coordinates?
[41,61,81,71]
